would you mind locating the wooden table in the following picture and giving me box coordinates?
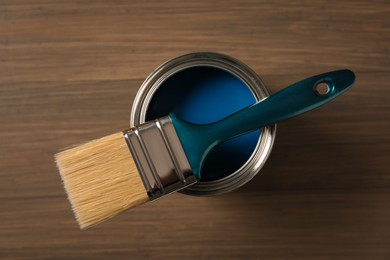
[1,1,389,259]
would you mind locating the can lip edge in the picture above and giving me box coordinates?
[130,52,277,196]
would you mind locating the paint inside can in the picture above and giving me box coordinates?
[145,66,261,181]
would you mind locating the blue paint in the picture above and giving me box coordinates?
[145,66,260,181]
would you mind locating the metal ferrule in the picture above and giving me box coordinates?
[123,116,197,200]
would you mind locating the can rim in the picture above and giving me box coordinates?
[130,52,276,196]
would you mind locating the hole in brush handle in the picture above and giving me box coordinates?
[314,80,334,96]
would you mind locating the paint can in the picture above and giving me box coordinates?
[130,52,276,196]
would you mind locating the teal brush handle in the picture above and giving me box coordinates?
[171,69,356,179]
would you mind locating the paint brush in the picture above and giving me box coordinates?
[55,69,355,229]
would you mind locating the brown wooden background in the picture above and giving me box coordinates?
[1,0,389,259]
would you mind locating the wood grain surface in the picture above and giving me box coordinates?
[0,0,389,259]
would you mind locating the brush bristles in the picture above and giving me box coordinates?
[55,132,149,229]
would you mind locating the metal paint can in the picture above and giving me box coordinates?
[130,52,276,196]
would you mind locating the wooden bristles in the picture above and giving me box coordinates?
[55,132,149,229]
